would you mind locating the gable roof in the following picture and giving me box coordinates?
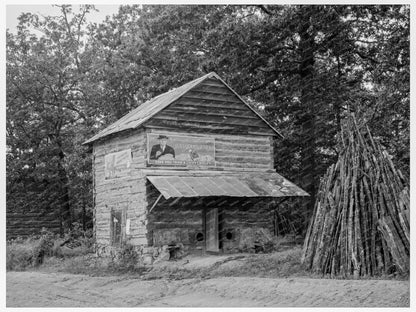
[83,72,282,145]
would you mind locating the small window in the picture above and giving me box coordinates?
[225,232,233,240]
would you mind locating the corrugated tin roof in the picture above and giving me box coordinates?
[147,173,309,200]
[83,72,282,145]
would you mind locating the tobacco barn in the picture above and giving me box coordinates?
[84,72,308,260]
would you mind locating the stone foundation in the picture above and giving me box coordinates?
[95,242,195,266]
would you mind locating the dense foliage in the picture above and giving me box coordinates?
[6,5,410,235]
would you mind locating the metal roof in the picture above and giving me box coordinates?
[147,173,309,200]
[83,72,282,145]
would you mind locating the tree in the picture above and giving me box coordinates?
[7,5,96,233]
[79,4,411,233]
[7,4,409,237]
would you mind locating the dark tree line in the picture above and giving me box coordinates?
[6,5,409,234]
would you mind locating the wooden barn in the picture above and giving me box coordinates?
[83,72,308,260]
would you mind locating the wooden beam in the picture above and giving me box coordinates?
[149,194,163,213]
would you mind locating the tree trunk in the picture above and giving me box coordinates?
[298,7,317,219]
[56,142,72,232]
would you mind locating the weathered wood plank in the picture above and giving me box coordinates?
[163,106,258,119]
[146,128,270,142]
[215,142,270,153]
[174,97,248,110]
[199,77,228,87]
[216,155,272,165]
[145,120,275,135]
[192,83,234,94]
[153,112,266,127]
[215,149,270,159]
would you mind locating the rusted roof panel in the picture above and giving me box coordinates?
[146,173,309,200]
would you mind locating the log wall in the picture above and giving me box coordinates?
[93,127,275,250]
[6,210,62,239]
[92,76,278,250]
[220,201,274,253]
[144,77,277,137]
[146,129,274,171]
[145,192,275,253]
[93,128,148,247]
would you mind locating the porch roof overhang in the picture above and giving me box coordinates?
[146,173,309,200]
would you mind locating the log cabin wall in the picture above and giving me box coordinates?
[143,75,277,172]
[6,210,62,239]
[144,77,276,138]
[146,199,206,253]
[145,129,274,171]
[93,128,148,248]
[143,132,276,252]
[145,194,275,254]
[89,73,288,255]
[220,200,274,253]
[141,76,278,252]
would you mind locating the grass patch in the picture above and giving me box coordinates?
[39,244,150,276]
[33,246,309,280]
[9,237,408,281]
[6,232,56,271]
[7,226,93,272]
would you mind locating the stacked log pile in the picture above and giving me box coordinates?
[302,115,409,277]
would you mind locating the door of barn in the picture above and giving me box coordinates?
[205,208,219,253]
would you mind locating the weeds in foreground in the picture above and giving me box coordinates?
[7,224,93,271]
[40,244,148,276]
[7,231,56,271]
[8,239,408,281]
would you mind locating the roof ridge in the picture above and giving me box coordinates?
[83,71,282,145]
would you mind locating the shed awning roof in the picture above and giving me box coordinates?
[146,173,308,200]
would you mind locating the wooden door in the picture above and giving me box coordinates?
[206,208,219,252]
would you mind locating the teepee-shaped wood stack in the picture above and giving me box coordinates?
[302,115,409,277]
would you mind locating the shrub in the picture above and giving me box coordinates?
[7,226,94,271]
[108,244,140,272]
[49,223,94,258]
[6,230,55,270]
[6,237,35,271]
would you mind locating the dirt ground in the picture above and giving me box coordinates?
[7,270,409,307]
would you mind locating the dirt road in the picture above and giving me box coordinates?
[6,271,409,307]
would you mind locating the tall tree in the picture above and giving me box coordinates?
[7,5,95,232]
[83,4,409,232]
[7,4,409,236]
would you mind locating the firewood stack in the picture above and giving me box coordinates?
[302,115,409,277]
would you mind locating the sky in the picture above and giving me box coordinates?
[6,4,121,33]
[6,0,413,34]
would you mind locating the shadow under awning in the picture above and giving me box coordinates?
[146,173,309,200]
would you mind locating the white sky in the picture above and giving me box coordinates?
[6,0,414,34]
[6,4,121,33]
